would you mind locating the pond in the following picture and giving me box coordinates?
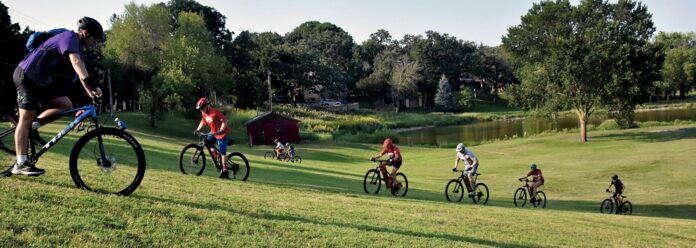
[398,108,696,146]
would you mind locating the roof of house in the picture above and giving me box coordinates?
[244,111,300,126]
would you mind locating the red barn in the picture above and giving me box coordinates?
[245,111,300,146]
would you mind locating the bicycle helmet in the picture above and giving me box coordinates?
[77,17,104,41]
[612,174,618,180]
[195,98,209,110]
[530,163,537,170]
[274,139,279,143]
[285,142,290,147]
[455,143,464,152]
[383,138,393,148]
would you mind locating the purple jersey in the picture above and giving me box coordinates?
[18,30,80,86]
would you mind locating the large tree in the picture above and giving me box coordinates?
[655,32,696,100]
[0,1,27,110]
[503,0,662,142]
[390,55,422,112]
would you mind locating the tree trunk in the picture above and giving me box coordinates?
[576,109,588,143]
[395,95,400,113]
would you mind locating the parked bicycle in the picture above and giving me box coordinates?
[445,168,489,204]
[263,150,302,163]
[600,190,632,215]
[363,159,408,196]
[0,105,146,196]
[179,133,250,180]
[513,178,547,208]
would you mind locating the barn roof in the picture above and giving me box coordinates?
[244,111,300,126]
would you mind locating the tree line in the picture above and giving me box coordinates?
[1,0,695,139]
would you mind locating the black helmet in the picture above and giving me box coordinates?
[78,17,104,41]
[612,174,618,180]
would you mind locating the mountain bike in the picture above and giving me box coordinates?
[263,150,301,163]
[363,159,408,196]
[600,190,632,215]
[179,133,250,181]
[0,105,146,196]
[513,178,546,208]
[445,168,489,204]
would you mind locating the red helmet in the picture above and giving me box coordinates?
[196,98,209,110]
[383,138,393,148]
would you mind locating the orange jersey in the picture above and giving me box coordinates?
[380,145,402,162]
[200,107,229,139]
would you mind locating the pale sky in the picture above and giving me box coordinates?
[4,0,696,46]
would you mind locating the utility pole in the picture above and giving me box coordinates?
[267,70,272,112]
[108,69,114,116]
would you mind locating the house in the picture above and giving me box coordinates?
[245,111,300,146]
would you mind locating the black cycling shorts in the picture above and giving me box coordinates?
[13,66,69,110]
[390,160,402,169]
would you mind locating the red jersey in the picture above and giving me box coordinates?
[527,169,544,182]
[200,107,229,139]
[379,145,402,162]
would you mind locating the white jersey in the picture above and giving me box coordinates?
[457,149,478,167]
[276,142,285,149]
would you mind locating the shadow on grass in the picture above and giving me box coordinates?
[592,127,696,143]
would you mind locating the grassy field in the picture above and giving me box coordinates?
[1,117,695,247]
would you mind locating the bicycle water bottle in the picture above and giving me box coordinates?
[115,118,127,130]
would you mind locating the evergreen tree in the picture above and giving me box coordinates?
[434,74,456,112]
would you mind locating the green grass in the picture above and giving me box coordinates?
[1,117,695,247]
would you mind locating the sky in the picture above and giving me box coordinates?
[4,0,696,46]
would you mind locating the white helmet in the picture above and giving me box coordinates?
[456,143,464,152]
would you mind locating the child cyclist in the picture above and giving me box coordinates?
[606,174,625,212]
[452,143,479,196]
[285,142,295,159]
[193,98,230,179]
[371,138,402,189]
[519,163,544,201]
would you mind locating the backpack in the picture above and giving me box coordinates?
[25,28,69,52]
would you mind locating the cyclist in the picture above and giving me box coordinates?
[371,138,402,189]
[274,139,285,160]
[10,17,104,176]
[606,174,625,212]
[193,98,231,179]
[452,143,479,196]
[519,163,544,201]
[285,142,295,160]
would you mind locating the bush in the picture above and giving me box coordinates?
[597,119,621,130]
[458,88,475,110]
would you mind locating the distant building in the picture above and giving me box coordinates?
[245,111,300,146]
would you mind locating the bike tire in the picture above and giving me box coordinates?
[514,188,527,207]
[445,179,464,202]
[227,152,250,181]
[69,128,146,196]
[179,144,206,176]
[534,191,547,208]
[363,169,381,194]
[619,201,632,215]
[472,183,489,204]
[600,199,614,214]
[264,151,274,159]
[292,156,302,164]
[392,173,408,197]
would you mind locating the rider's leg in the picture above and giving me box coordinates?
[218,137,229,171]
[15,108,36,161]
[390,166,399,186]
[34,96,72,126]
[531,181,542,197]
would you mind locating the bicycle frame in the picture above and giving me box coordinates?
[458,171,478,192]
[33,105,106,162]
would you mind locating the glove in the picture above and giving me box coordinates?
[452,168,457,172]
[214,130,223,135]
[465,167,473,171]
[605,189,610,192]
[193,130,201,136]
[84,76,100,89]
[370,157,375,161]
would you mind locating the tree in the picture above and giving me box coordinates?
[390,55,422,112]
[166,0,233,56]
[458,87,475,110]
[502,0,661,142]
[434,74,457,112]
[655,32,696,100]
[0,1,27,110]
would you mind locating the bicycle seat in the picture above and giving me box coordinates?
[475,173,481,176]
[622,196,627,198]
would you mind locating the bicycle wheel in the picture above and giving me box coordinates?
[619,201,632,215]
[69,128,146,196]
[227,152,250,181]
[392,173,408,197]
[179,144,206,176]
[600,199,614,214]
[264,151,275,159]
[0,129,16,177]
[514,188,527,207]
[472,183,489,204]
[292,156,302,163]
[533,191,547,208]
[363,169,381,194]
[445,179,464,202]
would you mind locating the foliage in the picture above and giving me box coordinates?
[434,74,457,112]
[656,32,696,100]
[389,55,422,112]
[458,87,475,110]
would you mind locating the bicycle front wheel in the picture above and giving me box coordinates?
[228,152,250,181]
[363,169,381,194]
[514,188,527,207]
[69,128,146,196]
[392,173,408,197]
[472,183,489,204]
[292,156,302,163]
[179,144,206,175]
[619,201,632,215]
[534,191,547,208]
[445,179,464,202]
[600,199,614,214]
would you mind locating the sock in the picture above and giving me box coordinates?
[31,122,41,130]
[17,155,28,165]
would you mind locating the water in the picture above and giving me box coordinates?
[399,108,696,146]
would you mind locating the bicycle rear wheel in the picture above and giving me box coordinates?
[363,169,381,194]
[619,201,632,215]
[445,179,464,202]
[392,173,408,197]
[533,191,547,208]
[600,199,614,214]
[292,156,302,163]
[472,183,489,204]
[514,188,527,207]
[227,152,250,181]
[179,144,206,175]
[69,128,146,196]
